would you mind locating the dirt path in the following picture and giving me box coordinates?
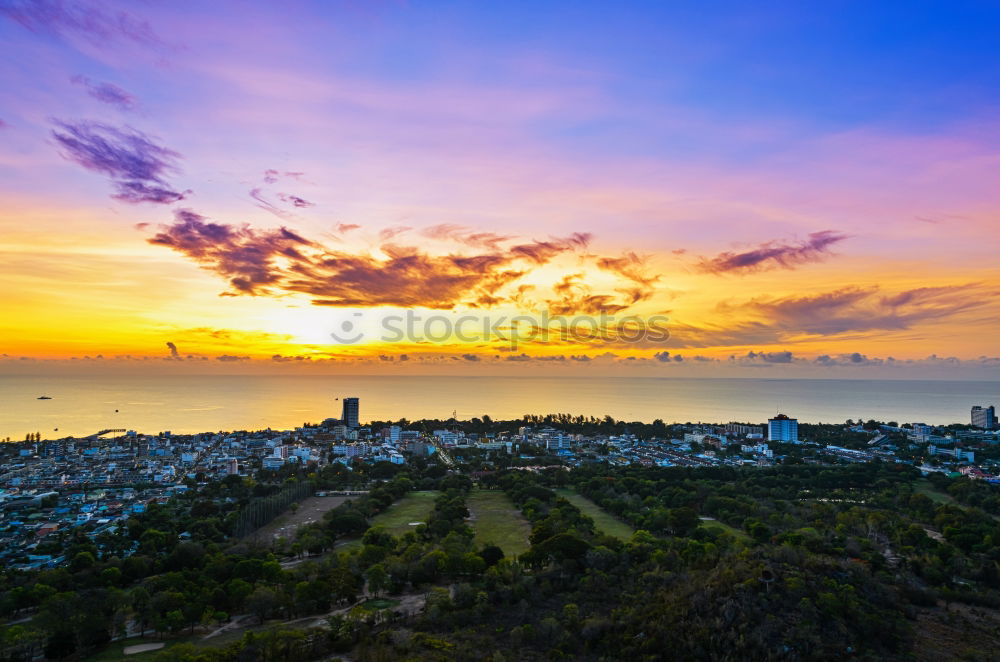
[202,613,251,640]
[201,592,429,642]
[123,642,165,654]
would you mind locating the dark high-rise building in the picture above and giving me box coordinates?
[768,414,798,442]
[342,397,360,428]
[971,405,997,430]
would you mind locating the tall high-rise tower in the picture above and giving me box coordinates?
[342,397,360,428]
[972,405,997,430]
[768,414,799,442]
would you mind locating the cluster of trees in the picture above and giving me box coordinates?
[350,465,1000,660]
[0,459,516,660]
[0,466,426,660]
[148,627,335,662]
[5,449,1000,660]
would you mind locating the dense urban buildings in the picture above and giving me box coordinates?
[4,398,1000,660]
[724,423,764,437]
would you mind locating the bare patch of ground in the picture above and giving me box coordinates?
[913,602,1000,662]
[249,495,351,544]
[923,527,945,542]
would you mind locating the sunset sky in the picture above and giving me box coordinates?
[1,1,999,377]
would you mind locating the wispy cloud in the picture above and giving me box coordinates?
[661,282,998,351]
[2,0,168,50]
[249,187,294,219]
[699,231,848,274]
[51,120,186,203]
[546,273,630,315]
[277,193,313,208]
[597,251,660,304]
[421,223,514,251]
[263,169,308,185]
[70,75,136,111]
[378,225,411,241]
[251,170,315,218]
[727,283,994,336]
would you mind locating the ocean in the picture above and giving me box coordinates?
[0,375,997,440]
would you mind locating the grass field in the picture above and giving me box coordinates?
[555,489,635,541]
[914,479,999,522]
[915,479,956,505]
[468,489,531,557]
[698,517,750,540]
[368,490,440,537]
[338,491,441,550]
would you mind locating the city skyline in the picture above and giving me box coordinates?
[2,2,1000,376]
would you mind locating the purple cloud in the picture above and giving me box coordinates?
[147,210,600,309]
[249,187,292,219]
[251,188,315,218]
[2,0,167,50]
[815,352,883,367]
[511,233,591,264]
[699,231,848,274]
[148,209,312,294]
[0,0,166,50]
[263,169,308,185]
[70,75,136,111]
[51,120,186,204]
[729,350,797,366]
[114,180,186,204]
[654,351,683,363]
[421,223,513,251]
[731,284,994,336]
[378,225,411,241]
[277,193,314,208]
[547,273,631,315]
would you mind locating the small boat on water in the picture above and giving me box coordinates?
[37,395,52,400]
